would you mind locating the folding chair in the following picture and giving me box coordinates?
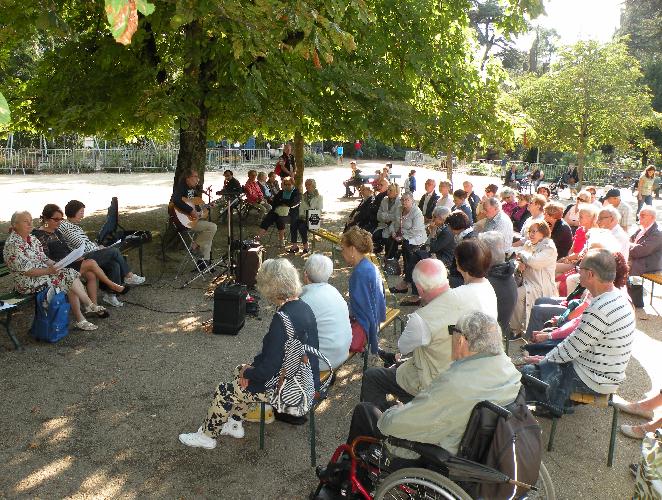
[168,208,217,288]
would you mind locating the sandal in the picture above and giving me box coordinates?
[85,304,109,319]
[118,284,131,295]
[75,319,98,331]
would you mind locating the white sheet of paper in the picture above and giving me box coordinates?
[54,243,86,270]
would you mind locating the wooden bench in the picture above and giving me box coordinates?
[0,242,32,350]
[309,228,342,263]
[642,273,662,305]
[546,392,618,467]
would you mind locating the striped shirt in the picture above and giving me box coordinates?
[544,289,634,393]
[58,221,100,253]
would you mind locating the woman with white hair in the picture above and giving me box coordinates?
[289,178,323,254]
[300,254,352,369]
[179,258,320,449]
[387,192,427,297]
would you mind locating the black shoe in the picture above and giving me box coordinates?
[274,410,308,425]
[118,284,131,295]
[388,286,408,294]
[378,349,397,367]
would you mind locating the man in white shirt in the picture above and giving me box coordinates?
[597,206,629,261]
[360,259,463,410]
[436,181,454,210]
[603,188,632,232]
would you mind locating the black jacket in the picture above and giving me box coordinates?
[418,192,440,220]
[270,188,301,213]
[171,180,199,214]
[466,192,481,222]
[244,300,320,393]
[346,196,377,232]
[551,219,573,258]
[428,225,455,268]
[486,261,518,335]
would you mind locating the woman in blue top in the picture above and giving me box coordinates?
[340,227,386,365]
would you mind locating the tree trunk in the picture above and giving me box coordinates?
[294,130,304,189]
[172,21,211,188]
[446,148,453,184]
[577,139,586,187]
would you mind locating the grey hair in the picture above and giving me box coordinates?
[484,197,501,210]
[304,253,333,283]
[401,192,414,203]
[432,206,451,220]
[578,204,598,221]
[501,187,516,198]
[581,249,616,283]
[478,231,506,265]
[412,258,448,292]
[256,258,302,304]
[456,311,503,356]
[599,205,621,222]
[10,211,32,226]
[639,205,657,217]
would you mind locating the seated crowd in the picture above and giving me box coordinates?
[4,160,658,467]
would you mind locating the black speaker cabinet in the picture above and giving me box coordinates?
[213,283,247,335]
[239,245,264,289]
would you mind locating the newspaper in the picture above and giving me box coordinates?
[54,243,85,270]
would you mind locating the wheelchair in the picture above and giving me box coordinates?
[312,378,556,500]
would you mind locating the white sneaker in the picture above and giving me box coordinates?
[178,426,217,449]
[220,419,245,439]
[124,274,146,285]
[102,293,124,308]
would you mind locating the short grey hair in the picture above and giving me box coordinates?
[581,249,616,283]
[304,253,333,283]
[456,311,503,356]
[639,205,657,217]
[401,192,414,203]
[412,258,448,292]
[431,206,451,220]
[501,187,516,199]
[484,197,501,210]
[10,211,32,226]
[256,258,302,303]
[599,205,621,223]
[478,231,506,264]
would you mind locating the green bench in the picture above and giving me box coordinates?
[0,242,32,351]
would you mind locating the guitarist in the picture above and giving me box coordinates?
[171,169,218,269]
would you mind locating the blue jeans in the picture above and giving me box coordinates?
[521,361,599,415]
[637,194,653,216]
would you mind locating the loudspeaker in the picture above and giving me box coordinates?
[213,283,247,335]
[239,245,264,288]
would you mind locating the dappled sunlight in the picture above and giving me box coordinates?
[31,416,73,446]
[14,456,74,493]
[78,468,130,498]
[631,327,662,399]
[91,378,119,394]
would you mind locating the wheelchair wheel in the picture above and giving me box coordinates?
[374,467,471,500]
[526,462,556,500]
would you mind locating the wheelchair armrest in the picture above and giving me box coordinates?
[474,400,511,419]
[385,437,452,468]
[521,373,550,393]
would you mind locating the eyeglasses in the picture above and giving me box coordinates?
[49,217,64,222]
[578,266,593,274]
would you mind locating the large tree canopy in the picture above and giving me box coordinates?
[0,0,543,183]
[518,39,660,181]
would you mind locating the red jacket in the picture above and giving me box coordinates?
[244,180,264,204]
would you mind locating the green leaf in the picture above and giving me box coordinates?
[0,92,10,125]
[135,0,155,16]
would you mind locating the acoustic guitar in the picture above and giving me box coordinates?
[169,197,221,229]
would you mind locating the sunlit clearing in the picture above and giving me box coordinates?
[14,456,74,493]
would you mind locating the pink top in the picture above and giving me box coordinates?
[571,226,587,254]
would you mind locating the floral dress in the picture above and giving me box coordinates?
[2,230,79,294]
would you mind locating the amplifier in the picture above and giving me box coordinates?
[213,283,247,335]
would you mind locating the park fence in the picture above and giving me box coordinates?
[0,147,276,175]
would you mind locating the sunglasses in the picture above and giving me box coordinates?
[49,217,64,222]
[448,325,462,336]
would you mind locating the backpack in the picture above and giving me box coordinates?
[265,311,333,417]
[30,287,70,343]
[457,387,542,499]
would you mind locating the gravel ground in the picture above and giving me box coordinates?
[0,164,661,499]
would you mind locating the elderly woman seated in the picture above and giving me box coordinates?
[478,231,518,339]
[179,258,320,449]
[300,254,352,369]
[510,221,558,339]
[255,177,300,248]
[3,211,103,331]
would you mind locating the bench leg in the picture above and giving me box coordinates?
[547,417,558,452]
[608,403,618,467]
[651,280,655,306]
[1,310,23,351]
[309,403,316,467]
[138,244,144,276]
[259,402,266,450]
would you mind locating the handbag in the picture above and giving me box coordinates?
[265,311,333,416]
[274,205,290,217]
[30,286,70,343]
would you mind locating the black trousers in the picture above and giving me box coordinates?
[88,247,130,284]
[347,402,384,445]
[360,366,414,412]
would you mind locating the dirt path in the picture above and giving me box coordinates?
[0,164,660,499]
